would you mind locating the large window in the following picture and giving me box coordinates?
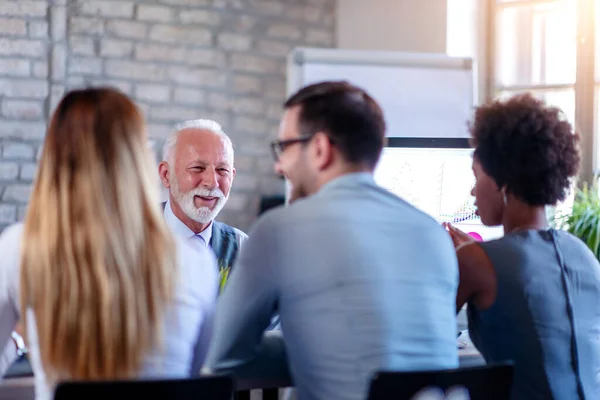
[490,0,600,213]
[447,0,594,213]
[494,0,577,124]
[488,0,596,185]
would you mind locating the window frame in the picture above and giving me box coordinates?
[484,0,596,185]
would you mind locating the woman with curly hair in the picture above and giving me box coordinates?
[445,93,600,400]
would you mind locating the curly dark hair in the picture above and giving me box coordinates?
[470,93,580,206]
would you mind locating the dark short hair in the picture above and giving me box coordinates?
[470,93,580,205]
[284,81,386,169]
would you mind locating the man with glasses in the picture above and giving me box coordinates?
[270,134,314,205]
[203,81,459,400]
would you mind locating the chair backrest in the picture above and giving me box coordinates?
[54,375,233,400]
[368,363,513,400]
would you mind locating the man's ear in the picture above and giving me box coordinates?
[231,167,236,180]
[158,161,171,188]
[312,132,334,171]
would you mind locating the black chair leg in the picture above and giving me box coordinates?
[263,388,279,400]
[234,390,251,400]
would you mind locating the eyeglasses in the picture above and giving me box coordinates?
[270,136,313,161]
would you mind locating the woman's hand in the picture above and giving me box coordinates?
[442,222,475,249]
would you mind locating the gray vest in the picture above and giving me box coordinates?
[161,202,241,292]
[210,220,241,291]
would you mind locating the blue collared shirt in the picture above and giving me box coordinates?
[204,172,459,400]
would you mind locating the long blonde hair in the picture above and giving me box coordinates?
[20,87,176,380]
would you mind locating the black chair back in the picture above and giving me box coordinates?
[368,363,513,400]
[54,375,233,400]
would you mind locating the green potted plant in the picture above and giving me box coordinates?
[552,181,600,260]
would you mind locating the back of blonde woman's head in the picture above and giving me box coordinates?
[20,87,176,381]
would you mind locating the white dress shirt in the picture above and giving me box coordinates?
[163,200,248,252]
[164,200,212,248]
[0,223,219,400]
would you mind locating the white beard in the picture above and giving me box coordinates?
[170,176,228,224]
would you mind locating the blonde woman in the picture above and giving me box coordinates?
[0,88,218,400]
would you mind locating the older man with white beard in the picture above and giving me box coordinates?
[159,119,247,292]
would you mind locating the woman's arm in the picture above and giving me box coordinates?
[455,243,497,312]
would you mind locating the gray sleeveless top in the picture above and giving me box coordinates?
[468,229,600,400]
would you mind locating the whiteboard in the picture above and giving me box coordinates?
[287,48,475,143]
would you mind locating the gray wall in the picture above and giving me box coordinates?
[336,0,447,52]
[0,0,336,232]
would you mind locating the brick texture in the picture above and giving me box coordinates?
[0,0,336,232]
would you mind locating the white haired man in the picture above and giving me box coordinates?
[159,119,247,292]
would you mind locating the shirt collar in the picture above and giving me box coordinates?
[317,172,376,194]
[164,199,213,245]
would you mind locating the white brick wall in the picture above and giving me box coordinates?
[105,20,147,39]
[136,5,173,23]
[0,58,31,76]
[179,9,221,25]
[0,162,19,180]
[78,0,135,19]
[135,83,171,103]
[100,39,134,57]
[149,24,212,45]
[0,204,17,224]
[0,38,46,57]
[0,0,336,232]
[2,143,35,160]
[0,0,49,229]
[1,99,44,119]
[0,2,48,18]
[0,18,28,36]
